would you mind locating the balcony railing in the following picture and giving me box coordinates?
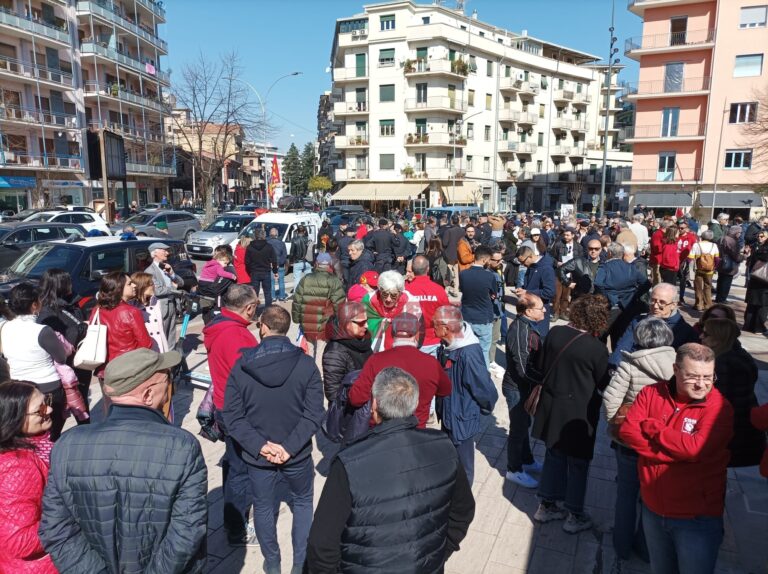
[623,123,705,139]
[552,117,572,130]
[625,76,711,96]
[497,139,519,153]
[404,132,466,146]
[632,167,702,182]
[0,7,69,43]
[336,168,369,180]
[1,105,79,128]
[516,143,538,154]
[333,100,368,115]
[0,152,83,169]
[571,119,589,131]
[88,120,165,142]
[517,81,541,96]
[403,58,468,77]
[126,161,175,176]
[83,81,164,111]
[572,93,592,106]
[77,1,168,52]
[81,42,170,84]
[499,77,522,92]
[517,112,539,125]
[553,89,575,102]
[570,147,587,157]
[333,66,369,81]
[135,0,166,20]
[0,55,73,86]
[404,97,467,113]
[551,145,571,156]
[335,134,369,147]
[625,28,715,55]
[498,108,521,122]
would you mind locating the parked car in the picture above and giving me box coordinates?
[232,211,323,262]
[111,210,202,241]
[0,237,197,309]
[0,210,16,223]
[4,207,65,222]
[242,198,269,209]
[23,210,113,235]
[180,207,207,223]
[186,214,255,258]
[0,222,86,270]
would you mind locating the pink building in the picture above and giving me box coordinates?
[625,0,768,219]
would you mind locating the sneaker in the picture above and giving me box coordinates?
[533,501,567,523]
[522,460,544,474]
[227,529,260,547]
[562,511,593,534]
[505,470,539,488]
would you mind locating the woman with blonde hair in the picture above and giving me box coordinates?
[234,235,252,284]
[130,271,169,353]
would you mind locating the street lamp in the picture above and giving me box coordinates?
[451,109,484,205]
[599,0,620,220]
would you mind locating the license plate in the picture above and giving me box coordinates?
[191,246,201,251]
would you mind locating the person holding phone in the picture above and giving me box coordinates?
[148,243,184,348]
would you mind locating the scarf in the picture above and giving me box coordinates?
[363,291,410,352]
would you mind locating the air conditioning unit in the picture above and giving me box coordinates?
[516,72,525,81]
[351,30,359,36]
[359,28,368,35]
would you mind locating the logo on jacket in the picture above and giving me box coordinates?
[681,417,698,434]
[414,294,439,302]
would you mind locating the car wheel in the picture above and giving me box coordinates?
[137,232,147,237]
[184,230,194,243]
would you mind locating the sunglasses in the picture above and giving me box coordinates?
[380,291,400,300]
[27,393,52,418]
[350,319,368,326]
[588,247,601,251]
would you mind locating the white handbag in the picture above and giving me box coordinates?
[73,308,108,370]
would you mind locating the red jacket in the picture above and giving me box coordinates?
[619,380,734,518]
[203,308,258,409]
[405,275,450,347]
[649,229,664,266]
[659,242,680,272]
[90,302,153,378]
[349,344,451,428]
[677,231,698,262]
[0,449,58,574]
[234,244,250,284]
[751,403,768,477]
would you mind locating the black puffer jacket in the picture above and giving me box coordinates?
[346,249,375,290]
[321,318,372,402]
[715,345,765,467]
[40,405,208,574]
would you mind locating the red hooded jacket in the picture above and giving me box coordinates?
[649,228,664,266]
[619,380,734,518]
[405,275,450,347]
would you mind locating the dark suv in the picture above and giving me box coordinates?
[0,222,86,270]
[0,237,197,308]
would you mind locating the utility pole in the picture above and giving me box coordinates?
[98,129,111,223]
[599,0,619,220]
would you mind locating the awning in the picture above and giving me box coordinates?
[632,191,694,208]
[439,182,483,204]
[697,192,761,209]
[331,182,428,202]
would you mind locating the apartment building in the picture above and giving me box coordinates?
[326,1,632,213]
[0,0,172,212]
[626,0,768,218]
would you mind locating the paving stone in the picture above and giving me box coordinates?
[527,547,572,573]
[535,519,579,555]
[584,476,618,510]
[472,495,511,535]
[446,528,498,572]
[488,521,535,569]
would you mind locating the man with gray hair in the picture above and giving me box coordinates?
[711,212,730,243]
[306,367,475,572]
[629,213,649,255]
[344,238,374,291]
[147,242,185,347]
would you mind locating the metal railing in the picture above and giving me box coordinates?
[632,167,702,182]
[135,0,165,20]
[333,100,368,114]
[82,81,164,111]
[403,58,468,77]
[0,54,73,86]
[624,76,711,96]
[1,105,79,128]
[88,120,165,142]
[0,152,82,169]
[623,123,706,139]
[333,66,369,81]
[80,42,170,84]
[335,168,369,180]
[404,97,467,112]
[126,161,175,175]
[335,134,369,147]
[0,7,69,42]
[625,28,715,54]
[404,132,465,146]
[77,1,168,52]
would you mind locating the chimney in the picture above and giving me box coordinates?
[471,9,478,19]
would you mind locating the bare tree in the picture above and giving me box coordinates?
[568,175,586,210]
[167,52,263,218]
[740,86,768,210]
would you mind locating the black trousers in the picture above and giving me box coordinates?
[715,273,734,303]
[251,273,272,307]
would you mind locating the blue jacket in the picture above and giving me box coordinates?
[458,265,496,325]
[268,237,288,266]
[439,324,498,443]
[609,311,699,368]
[523,253,556,303]
[223,335,324,467]
[594,259,649,309]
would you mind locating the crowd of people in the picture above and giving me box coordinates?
[0,206,767,574]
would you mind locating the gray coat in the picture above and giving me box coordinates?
[147,260,184,346]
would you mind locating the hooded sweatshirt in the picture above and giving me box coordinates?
[244,238,278,276]
[223,336,324,467]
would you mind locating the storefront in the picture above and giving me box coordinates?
[0,176,34,212]
[41,180,86,207]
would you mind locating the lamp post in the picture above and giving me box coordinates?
[451,109,484,205]
[599,0,620,219]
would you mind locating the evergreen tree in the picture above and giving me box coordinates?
[282,143,302,196]
[299,142,317,196]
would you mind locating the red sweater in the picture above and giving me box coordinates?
[405,275,450,347]
[619,381,733,518]
[649,229,664,266]
[349,344,451,428]
[659,242,681,272]
[234,244,250,284]
[203,308,258,409]
[677,231,698,262]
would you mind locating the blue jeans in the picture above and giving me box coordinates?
[642,504,723,574]
[613,445,647,560]
[455,435,476,486]
[292,261,311,292]
[516,266,527,288]
[271,265,286,300]
[500,309,508,340]
[502,385,534,473]
[248,456,315,569]
[538,446,590,514]
[215,412,252,535]
[469,322,493,369]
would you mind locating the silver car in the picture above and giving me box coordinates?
[186,214,255,258]
[110,210,201,241]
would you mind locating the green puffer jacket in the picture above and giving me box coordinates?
[291,269,346,342]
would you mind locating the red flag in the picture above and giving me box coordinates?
[268,155,281,202]
[675,207,684,219]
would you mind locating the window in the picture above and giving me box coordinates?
[380,14,395,31]
[657,152,676,181]
[740,6,767,28]
[734,54,763,77]
[729,102,757,123]
[661,107,680,136]
[446,154,454,169]
[484,125,491,141]
[380,84,395,102]
[415,118,427,135]
[468,89,475,107]
[8,229,33,243]
[469,55,477,73]
[340,19,368,33]
[501,127,510,140]
[483,157,490,173]
[536,160,543,173]
[466,155,473,171]
[558,78,564,89]
[378,48,395,67]
[486,60,493,77]
[422,16,430,25]
[379,154,395,170]
[466,123,474,139]
[537,132,544,146]
[479,31,485,37]
[539,104,545,118]
[541,75,548,89]
[416,83,427,103]
[485,93,492,110]
[379,119,395,136]
[505,65,511,77]
[724,149,752,169]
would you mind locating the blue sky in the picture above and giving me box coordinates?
[164,0,642,152]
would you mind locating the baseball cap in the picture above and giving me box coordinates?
[391,312,420,338]
[530,228,541,235]
[676,218,688,225]
[148,242,171,252]
[104,348,181,397]
[360,270,379,288]
[316,252,333,267]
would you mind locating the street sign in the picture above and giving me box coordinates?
[324,192,333,202]
[616,188,627,200]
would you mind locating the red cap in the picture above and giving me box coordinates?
[360,271,379,288]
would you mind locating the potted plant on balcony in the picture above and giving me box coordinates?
[403,59,415,74]
[456,136,467,145]
[406,133,414,144]
[452,59,469,76]
[420,133,429,143]
[354,135,363,145]
[401,165,415,178]
[455,171,466,179]
[421,172,429,179]
[507,168,517,180]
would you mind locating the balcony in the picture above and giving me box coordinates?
[600,98,623,113]
[516,142,538,155]
[0,7,69,44]
[404,97,467,114]
[126,161,175,176]
[623,123,705,142]
[83,81,164,112]
[497,139,519,155]
[625,76,711,99]
[0,55,73,87]
[404,132,465,147]
[335,168,370,181]
[598,119,621,132]
[88,120,165,143]
[551,145,571,157]
[77,1,168,53]
[632,167,702,183]
[332,66,368,83]
[516,170,535,181]
[332,100,369,116]
[499,77,522,93]
[570,147,587,158]
[1,105,79,129]
[628,0,708,16]
[517,81,541,98]
[133,0,165,21]
[0,152,83,170]
[624,28,715,60]
[553,89,575,103]
[80,42,170,85]
[517,112,539,126]
[572,92,592,107]
[570,119,589,132]
[335,134,369,149]
[498,108,521,123]
[552,117,572,131]
[403,58,468,79]
[404,168,453,180]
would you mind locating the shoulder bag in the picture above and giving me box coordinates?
[524,330,586,416]
[73,308,108,370]
[751,261,768,285]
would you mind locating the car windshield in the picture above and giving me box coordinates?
[24,213,55,222]
[124,213,155,225]
[7,244,81,278]
[240,222,288,240]
[205,217,252,232]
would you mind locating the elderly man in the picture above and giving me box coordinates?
[345,239,375,291]
[434,305,498,485]
[363,270,421,352]
[594,242,649,312]
[405,255,450,355]
[609,283,699,369]
[147,242,184,347]
[618,344,734,574]
[307,367,475,573]
[515,245,556,337]
[710,212,730,243]
[629,213,649,255]
[40,349,207,573]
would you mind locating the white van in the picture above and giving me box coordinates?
[231,210,322,257]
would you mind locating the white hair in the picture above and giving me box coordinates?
[377,270,405,293]
[651,282,679,303]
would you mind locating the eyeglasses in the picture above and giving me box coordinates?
[649,298,674,308]
[380,291,400,301]
[679,373,717,385]
[27,394,52,418]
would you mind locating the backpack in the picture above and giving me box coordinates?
[430,256,453,287]
[697,244,716,273]
[322,369,371,443]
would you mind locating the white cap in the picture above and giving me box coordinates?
[530,228,541,235]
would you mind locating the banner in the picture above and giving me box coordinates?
[268,155,281,205]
